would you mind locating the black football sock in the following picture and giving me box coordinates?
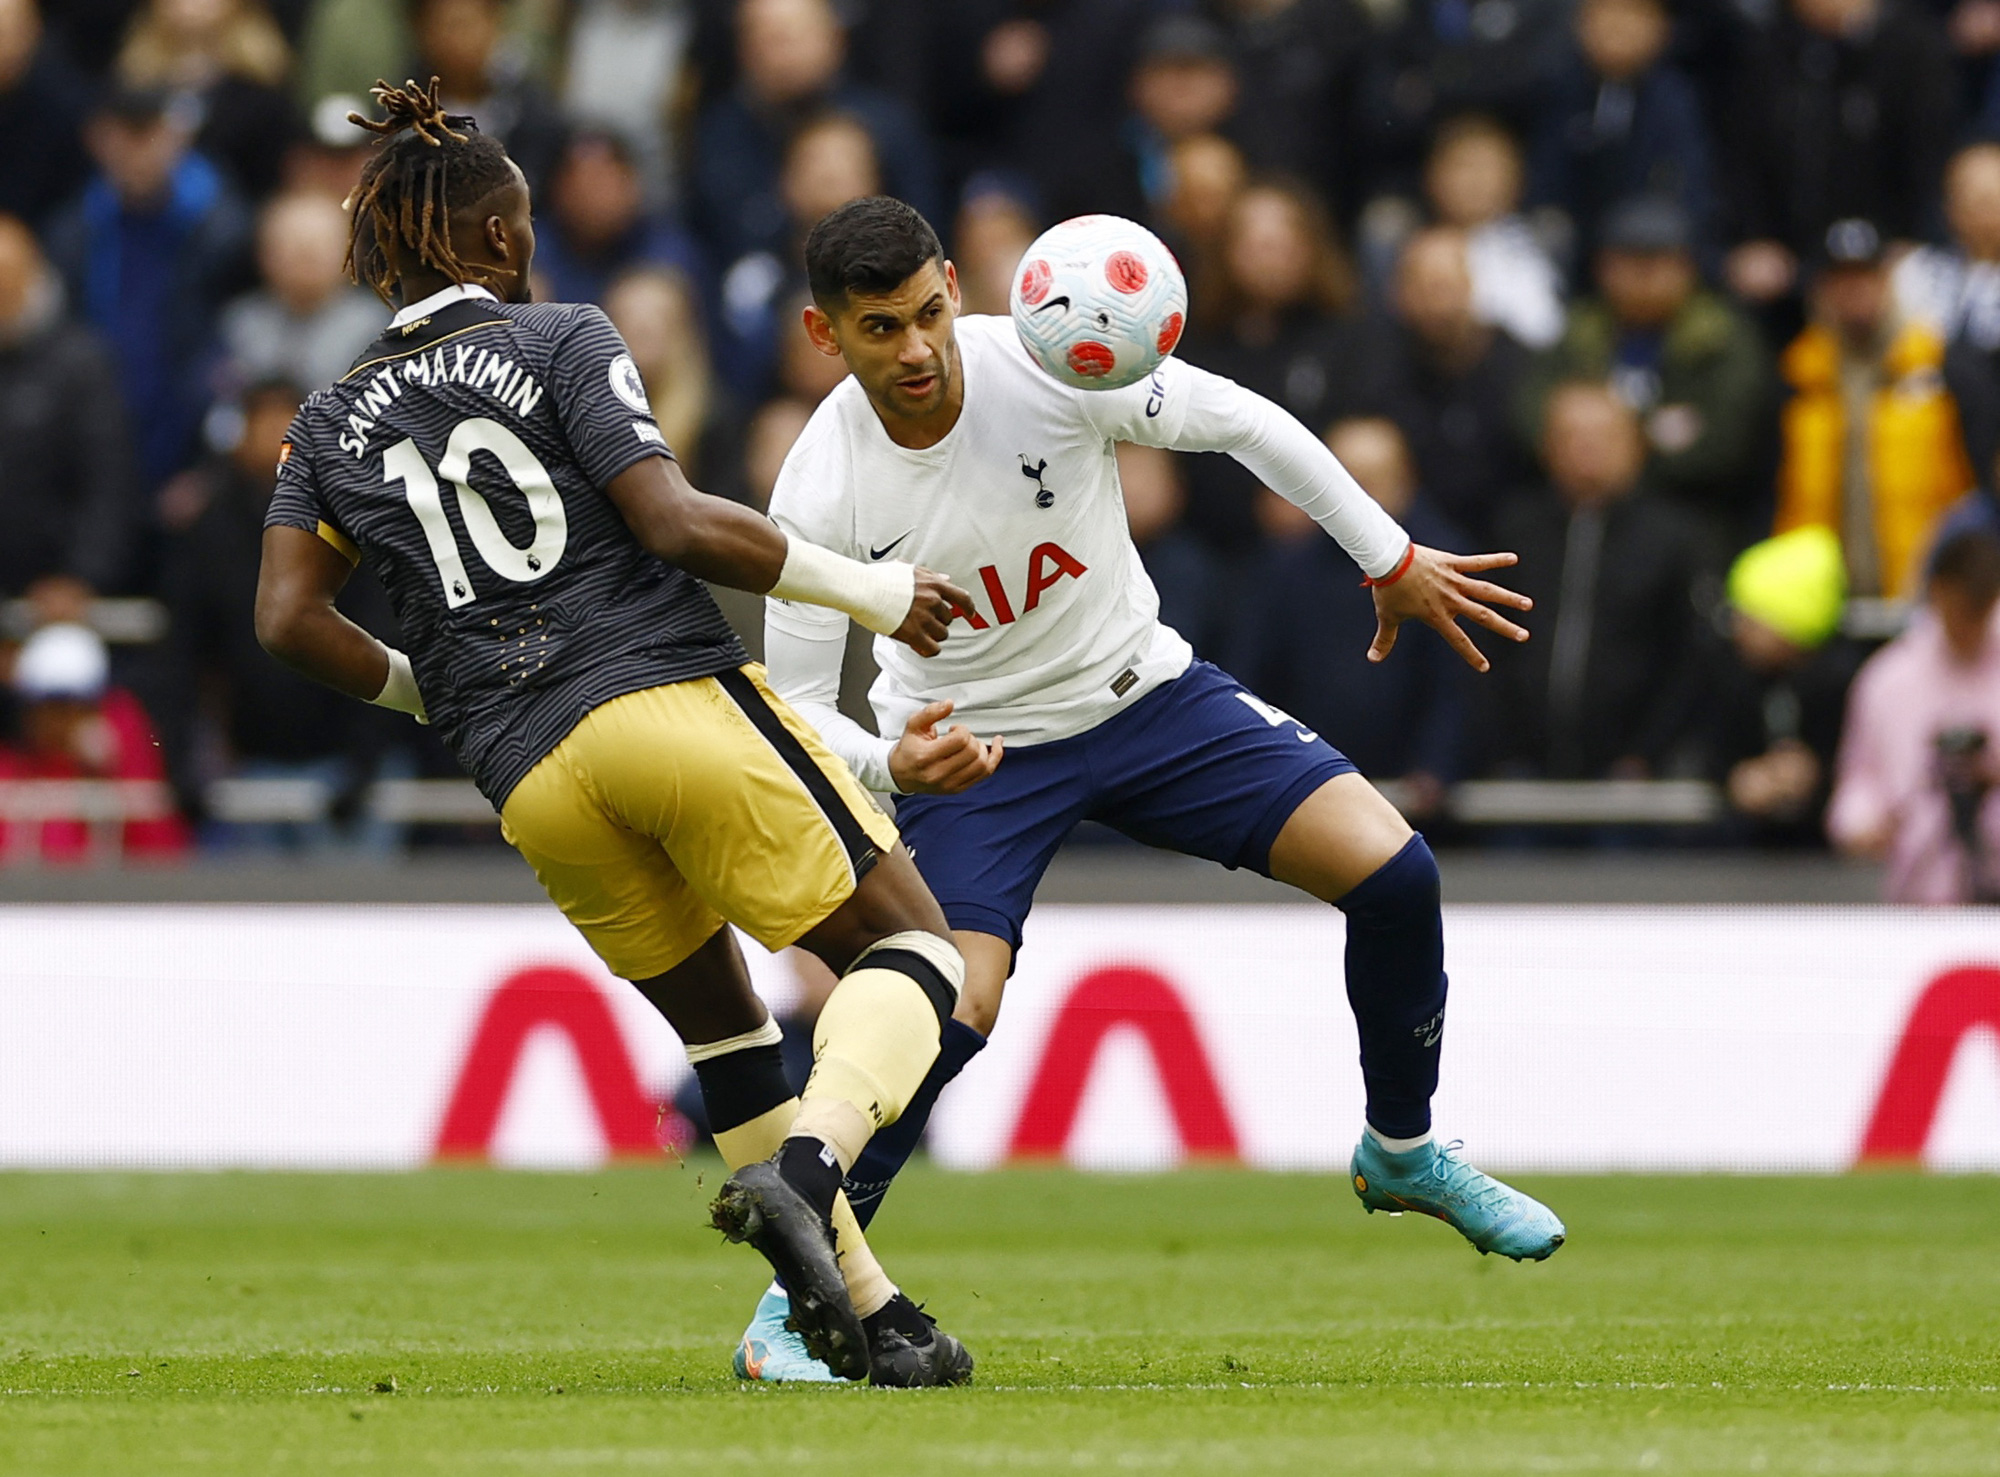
[861,1291,932,1343]
[1337,833,1448,1141]
[776,1134,845,1222]
[844,1018,988,1229]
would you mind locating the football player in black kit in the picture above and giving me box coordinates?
[254,80,973,1387]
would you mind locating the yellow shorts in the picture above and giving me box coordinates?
[500,664,900,980]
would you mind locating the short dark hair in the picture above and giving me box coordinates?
[1931,527,2000,606]
[805,196,942,308]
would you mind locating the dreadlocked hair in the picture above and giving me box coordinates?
[345,78,519,304]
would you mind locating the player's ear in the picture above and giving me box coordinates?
[802,301,843,358]
[942,259,961,313]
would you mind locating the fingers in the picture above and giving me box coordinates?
[904,699,955,739]
[936,579,976,614]
[1457,598,1531,644]
[925,734,1003,793]
[1433,614,1491,673]
[1448,551,1519,573]
[1459,577,1533,613]
[1367,614,1399,665]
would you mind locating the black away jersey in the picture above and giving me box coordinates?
[266,291,748,806]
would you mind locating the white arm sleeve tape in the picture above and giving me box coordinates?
[1168,363,1412,581]
[768,535,915,637]
[763,616,900,793]
[371,646,428,722]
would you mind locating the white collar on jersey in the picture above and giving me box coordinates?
[388,282,499,330]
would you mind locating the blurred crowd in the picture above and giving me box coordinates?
[1,0,1999,896]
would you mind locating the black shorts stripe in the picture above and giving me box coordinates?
[716,667,880,882]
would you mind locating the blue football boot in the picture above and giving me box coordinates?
[732,1286,841,1383]
[1351,1136,1567,1262]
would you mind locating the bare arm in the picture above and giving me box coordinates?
[604,455,970,656]
[254,524,392,700]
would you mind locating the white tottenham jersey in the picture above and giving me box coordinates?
[765,314,1410,792]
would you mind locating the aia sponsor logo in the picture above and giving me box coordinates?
[947,542,1088,629]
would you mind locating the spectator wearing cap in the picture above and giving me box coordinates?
[1227,416,1470,812]
[1698,526,1866,844]
[218,190,386,393]
[1724,0,1958,308]
[1486,382,1707,779]
[1528,0,1716,265]
[0,214,139,607]
[691,0,939,269]
[1351,224,1533,544]
[0,621,189,864]
[0,0,92,231]
[1519,196,1775,566]
[529,130,702,309]
[45,84,252,493]
[1829,527,2000,901]
[1774,218,1973,601]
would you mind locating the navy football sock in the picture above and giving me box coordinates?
[1337,833,1447,1141]
[843,1018,988,1229]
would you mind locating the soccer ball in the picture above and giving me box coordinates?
[1009,215,1188,391]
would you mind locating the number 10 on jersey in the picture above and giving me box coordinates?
[384,417,569,608]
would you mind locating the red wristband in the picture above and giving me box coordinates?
[1361,543,1416,589]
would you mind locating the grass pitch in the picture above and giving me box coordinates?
[1,1166,1997,1475]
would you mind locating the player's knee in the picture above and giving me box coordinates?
[848,929,963,1029]
[1336,833,1441,926]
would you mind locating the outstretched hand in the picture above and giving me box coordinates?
[888,700,1004,795]
[1369,545,1532,674]
[892,567,976,656]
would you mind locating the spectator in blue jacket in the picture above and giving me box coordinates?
[1530,0,1717,266]
[45,85,251,492]
[691,0,939,266]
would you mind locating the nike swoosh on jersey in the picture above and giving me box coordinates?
[870,531,913,560]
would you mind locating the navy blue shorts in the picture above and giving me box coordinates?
[893,660,1356,952]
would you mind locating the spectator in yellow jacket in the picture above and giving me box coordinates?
[1775,218,1972,600]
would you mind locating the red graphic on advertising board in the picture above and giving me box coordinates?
[434,965,681,1160]
[1008,965,1240,1161]
[1858,965,2000,1164]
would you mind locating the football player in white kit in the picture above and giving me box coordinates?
[735,197,1566,1381]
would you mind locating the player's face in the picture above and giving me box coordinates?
[811,259,961,423]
